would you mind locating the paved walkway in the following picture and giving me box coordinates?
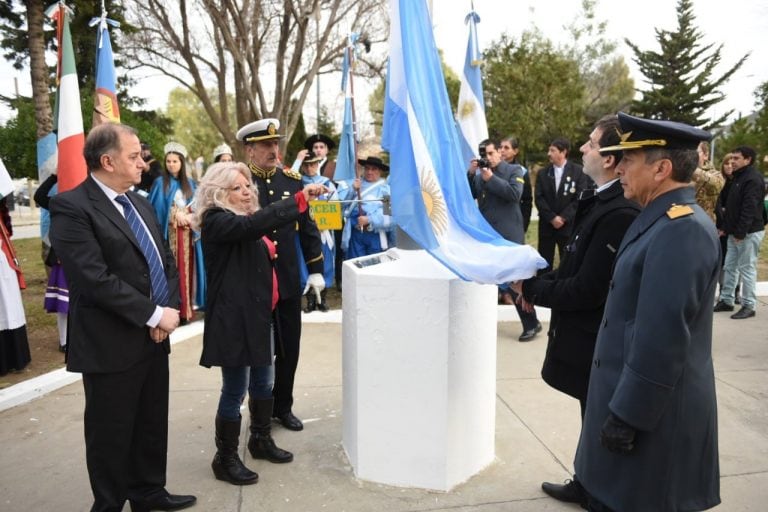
[1,299,767,511]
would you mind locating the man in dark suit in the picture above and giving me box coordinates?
[468,139,541,342]
[237,119,325,432]
[574,113,720,512]
[50,123,196,512]
[534,137,592,271]
[514,115,640,507]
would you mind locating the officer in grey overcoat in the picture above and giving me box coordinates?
[574,113,721,512]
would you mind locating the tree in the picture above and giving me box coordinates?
[164,87,226,163]
[1,1,54,140]
[715,81,768,174]
[122,0,389,150]
[0,97,39,178]
[483,32,586,165]
[626,0,748,129]
[563,0,634,129]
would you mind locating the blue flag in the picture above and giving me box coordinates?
[91,14,121,125]
[382,0,546,284]
[333,34,359,183]
[457,10,488,165]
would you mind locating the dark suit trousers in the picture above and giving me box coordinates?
[82,345,169,512]
[511,291,539,331]
[273,294,302,415]
[538,231,569,271]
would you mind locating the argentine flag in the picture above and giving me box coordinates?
[382,0,546,284]
[457,9,488,165]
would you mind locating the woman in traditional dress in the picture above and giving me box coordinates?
[0,197,31,375]
[148,142,206,322]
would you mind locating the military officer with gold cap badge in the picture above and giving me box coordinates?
[236,118,325,434]
[574,112,721,512]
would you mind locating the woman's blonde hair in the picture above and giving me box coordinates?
[191,162,257,230]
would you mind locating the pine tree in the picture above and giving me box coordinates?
[626,0,747,129]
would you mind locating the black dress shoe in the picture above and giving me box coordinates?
[129,492,196,511]
[518,322,542,342]
[730,306,755,319]
[274,411,304,431]
[541,478,588,508]
[713,300,734,312]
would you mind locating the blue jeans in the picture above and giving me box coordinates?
[720,231,765,309]
[217,331,275,420]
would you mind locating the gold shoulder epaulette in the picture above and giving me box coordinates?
[283,168,302,181]
[666,204,694,219]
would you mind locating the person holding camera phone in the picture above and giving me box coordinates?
[467,139,542,342]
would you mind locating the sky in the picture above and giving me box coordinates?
[1,0,766,132]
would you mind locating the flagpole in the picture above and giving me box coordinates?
[344,43,366,232]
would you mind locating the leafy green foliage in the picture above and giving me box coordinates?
[0,97,38,179]
[626,0,747,129]
[483,32,586,164]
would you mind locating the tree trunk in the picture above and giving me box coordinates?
[25,0,53,140]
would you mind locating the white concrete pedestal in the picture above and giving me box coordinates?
[342,248,497,491]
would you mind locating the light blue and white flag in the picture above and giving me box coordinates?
[456,8,488,165]
[382,0,546,284]
[333,34,359,183]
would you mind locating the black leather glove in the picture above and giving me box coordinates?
[600,412,636,454]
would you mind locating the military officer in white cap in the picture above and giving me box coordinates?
[236,118,325,434]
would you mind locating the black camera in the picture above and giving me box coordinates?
[476,142,491,169]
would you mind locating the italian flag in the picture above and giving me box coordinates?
[49,3,86,192]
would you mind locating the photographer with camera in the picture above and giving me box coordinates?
[467,139,542,342]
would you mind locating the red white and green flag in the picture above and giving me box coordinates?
[47,2,87,192]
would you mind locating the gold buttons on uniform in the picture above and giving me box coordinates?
[269,190,274,195]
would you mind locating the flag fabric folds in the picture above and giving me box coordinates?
[91,14,121,126]
[382,0,546,284]
[47,3,87,193]
[456,9,488,165]
[333,34,359,183]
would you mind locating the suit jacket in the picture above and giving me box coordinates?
[49,177,180,374]
[574,187,720,511]
[522,180,639,400]
[534,161,591,238]
[200,201,301,368]
[469,161,526,243]
[251,167,323,299]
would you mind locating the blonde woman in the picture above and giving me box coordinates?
[193,162,326,486]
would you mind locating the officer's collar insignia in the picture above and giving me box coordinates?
[249,163,276,179]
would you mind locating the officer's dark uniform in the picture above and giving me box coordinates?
[249,164,323,421]
[574,113,721,512]
[238,119,324,428]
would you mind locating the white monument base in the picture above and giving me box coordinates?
[342,248,497,491]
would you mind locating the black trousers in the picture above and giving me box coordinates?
[511,292,539,331]
[272,294,302,415]
[82,345,169,512]
[538,231,570,272]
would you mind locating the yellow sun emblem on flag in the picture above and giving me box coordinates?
[419,167,448,237]
[458,99,476,120]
